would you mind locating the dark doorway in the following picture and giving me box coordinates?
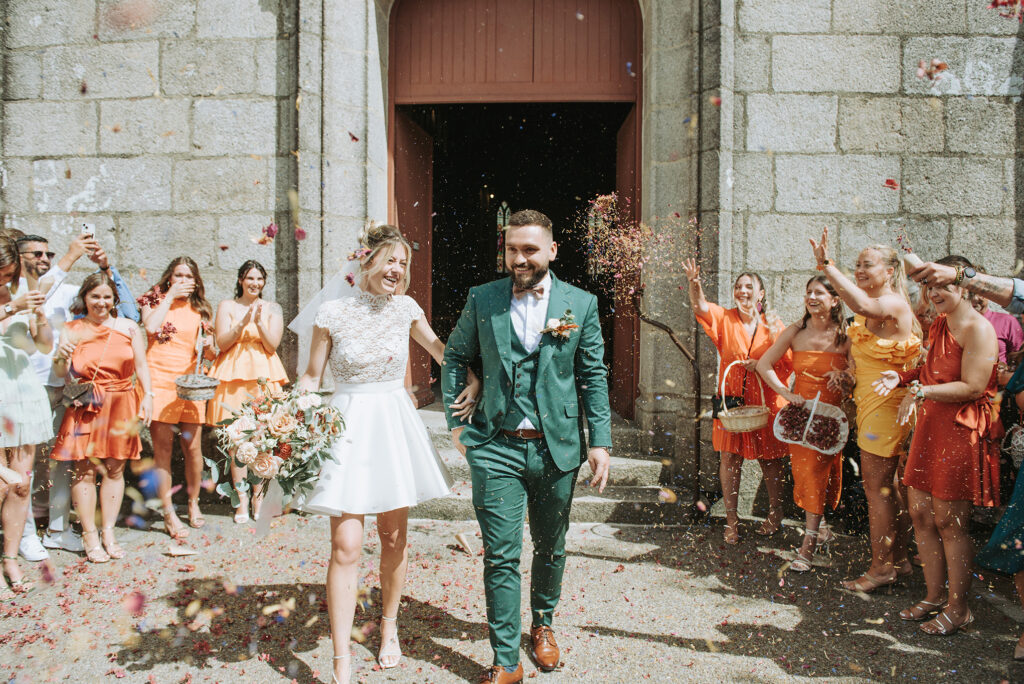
[400,102,633,374]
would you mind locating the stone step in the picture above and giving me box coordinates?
[409,480,693,525]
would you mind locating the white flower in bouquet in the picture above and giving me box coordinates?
[546,318,561,330]
[236,442,258,465]
[225,415,257,444]
[267,409,299,438]
[251,452,283,479]
[295,392,322,411]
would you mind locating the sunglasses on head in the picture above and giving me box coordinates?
[20,250,56,259]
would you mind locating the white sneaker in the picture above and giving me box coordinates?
[42,528,85,553]
[19,531,49,562]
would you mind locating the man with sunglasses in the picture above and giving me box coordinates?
[14,233,139,562]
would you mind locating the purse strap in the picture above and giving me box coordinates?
[74,322,114,384]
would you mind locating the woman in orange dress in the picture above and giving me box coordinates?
[208,260,288,523]
[875,255,999,635]
[758,276,851,571]
[139,257,216,540]
[52,273,152,562]
[684,258,790,544]
[810,228,922,593]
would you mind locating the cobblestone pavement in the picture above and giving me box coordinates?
[1,512,1018,683]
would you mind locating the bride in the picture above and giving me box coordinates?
[292,224,479,684]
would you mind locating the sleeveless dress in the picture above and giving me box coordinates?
[790,350,847,516]
[207,317,289,425]
[901,315,1000,506]
[298,291,453,515]
[52,320,140,461]
[697,302,790,460]
[848,315,921,458]
[147,300,206,424]
[0,313,53,448]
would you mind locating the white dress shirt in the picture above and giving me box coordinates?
[509,271,552,430]
[18,265,78,387]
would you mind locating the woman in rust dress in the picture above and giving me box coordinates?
[875,255,999,635]
[684,258,790,544]
[139,257,216,540]
[758,276,851,571]
[52,273,152,562]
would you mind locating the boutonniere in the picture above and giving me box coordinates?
[540,309,579,340]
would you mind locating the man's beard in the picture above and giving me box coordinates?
[511,265,547,290]
[24,262,47,279]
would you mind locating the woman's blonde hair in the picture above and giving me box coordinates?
[357,223,412,294]
[862,244,922,338]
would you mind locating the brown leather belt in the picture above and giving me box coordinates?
[502,428,544,440]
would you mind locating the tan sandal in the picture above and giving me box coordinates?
[723,509,739,545]
[101,527,126,560]
[81,531,110,564]
[378,615,402,669]
[841,571,896,594]
[899,598,945,622]
[920,609,973,636]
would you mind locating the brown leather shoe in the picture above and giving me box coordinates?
[530,625,560,672]
[479,663,523,683]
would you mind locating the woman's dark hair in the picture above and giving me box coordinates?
[70,272,120,317]
[799,275,847,346]
[234,260,268,298]
[0,237,21,289]
[149,256,213,321]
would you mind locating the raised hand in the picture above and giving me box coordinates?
[683,257,701,283]
[809,226,830,266]
[872,370,901,397]
[167,280,194,300]
[88,245,110,270]
[12,289,45,312]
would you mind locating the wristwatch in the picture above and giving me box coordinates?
[963,266,976,280]
[3,303,13,317]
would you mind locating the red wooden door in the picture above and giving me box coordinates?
[612,105,640,419]
[393,110,436,407]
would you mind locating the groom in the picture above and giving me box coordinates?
[442,209,612,683]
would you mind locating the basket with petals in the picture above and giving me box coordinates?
[773,392,849,456]
[175,328,219,400]
[718,360,771,433]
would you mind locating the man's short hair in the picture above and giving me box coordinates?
[15,234,48,249]
[507,209,553,237]
[936,255,974,270]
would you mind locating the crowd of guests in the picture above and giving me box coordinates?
[685,227,1024,654]
[0,228,287,585]
[6,223,1024,660]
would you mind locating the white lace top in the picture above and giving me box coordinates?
[314,291,424,384]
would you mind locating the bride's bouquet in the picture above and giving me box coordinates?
[208,382,345,507]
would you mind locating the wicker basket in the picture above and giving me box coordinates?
[175,334,220,401]
[717,360,771,433]
[772,392,849,456]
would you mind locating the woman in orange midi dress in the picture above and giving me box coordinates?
[208,260,288,523]
[810,228,922,594]
[52,273,152,562]
[139,257,216,540]
[684,258,790,544]
[876,255,999,635]
[758,276,851,572]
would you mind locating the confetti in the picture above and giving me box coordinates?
[883,178,900,190]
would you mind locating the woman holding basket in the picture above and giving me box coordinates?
[757,275,851,571]
[139,257,217,540]
[684,258,790,544]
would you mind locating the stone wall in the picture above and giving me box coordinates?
[0,0,299,363]
[720,0,1023,322]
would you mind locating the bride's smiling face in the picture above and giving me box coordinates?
[364,243,409,296]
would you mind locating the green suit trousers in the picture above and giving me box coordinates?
[467,433,578,667]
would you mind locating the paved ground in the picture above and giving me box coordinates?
[1,511,1019,683]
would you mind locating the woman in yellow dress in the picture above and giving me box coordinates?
[139,257,217,540]
[810,228,921,592]
[208,260,288,523]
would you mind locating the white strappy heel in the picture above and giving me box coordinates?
[379,614,402,669]
[331,653,351,684]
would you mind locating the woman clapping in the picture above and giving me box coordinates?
[207,260,288,523]
[52,273,152,562]
[811,228,921,592]
[874,255,999,634]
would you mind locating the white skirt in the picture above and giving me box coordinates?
[298,379,453,516]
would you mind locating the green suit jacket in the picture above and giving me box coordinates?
[442,273,613,472]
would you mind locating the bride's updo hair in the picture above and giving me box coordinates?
[357,223,413,294]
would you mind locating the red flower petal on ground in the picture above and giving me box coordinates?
[883,179,900,190]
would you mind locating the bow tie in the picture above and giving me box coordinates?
[513,285,545,300]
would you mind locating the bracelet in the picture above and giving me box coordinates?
[952,266,964,286]
[909,380,925,401]
[816,258,833,271]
